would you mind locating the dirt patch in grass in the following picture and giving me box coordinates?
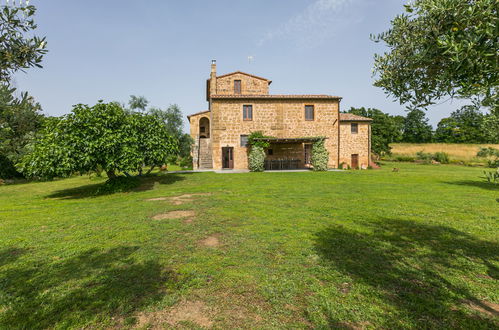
[199,235,220,247]
[136,300,212,328]
[146,193,211,205]
[152,210,195,220]
[183,218,194,224]
[463,300,499,318]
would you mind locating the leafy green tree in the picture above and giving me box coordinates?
[148,104,193,159]
[435,105,486,143]
[434,117,459,143]
[0,85,43,178]
[372,0,498,111]
[19,102,179,179]
[347,107,403,156]
[403,109,433,143]
[0,2,47,82]
[481,113,499,143]
[128,95,148,112]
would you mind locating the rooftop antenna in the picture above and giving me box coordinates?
[247,55,254,64]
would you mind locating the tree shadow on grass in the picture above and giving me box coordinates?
[314,218,499,328]
[45,173,186,200]
[0,246,181,328]
[443,180,499,191]
[0,247,29,267]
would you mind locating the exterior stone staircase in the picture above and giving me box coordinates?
[198,138,213,169]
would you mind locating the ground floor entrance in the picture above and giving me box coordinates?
[222,147,234,169]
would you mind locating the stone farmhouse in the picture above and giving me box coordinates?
[187,61,372,170]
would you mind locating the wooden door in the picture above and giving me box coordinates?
[351,154,359,169]
[222,147,234,169]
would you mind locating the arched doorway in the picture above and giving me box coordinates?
[199,117,210,138]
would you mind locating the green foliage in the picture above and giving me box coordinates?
[347,107,403,156]
[0,154,21,179]
[311,138,329,171]
[481,113,499,143]
[127,95,149,112]
[0,84,44,178]
[148,104,192,159]
[248,131,272,149]
[19,102,179,179]
[403,109,433,143]
[435,105,487,143]
[433,152,450,164]
[0,2,47,82]
[477,147,499,168]
[416,151,449,164]
[372,0,498,110]
[483,167,499,185]
[248,145,265,172]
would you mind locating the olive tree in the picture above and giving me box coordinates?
[372,0,498,111]
[19,102,179,179]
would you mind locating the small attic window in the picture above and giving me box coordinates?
[234,80,241,94]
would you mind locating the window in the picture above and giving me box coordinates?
[240,135,249,147]
[200,126,205,133]
[234,80,241,94]
[305,105,314,121]
[243,105,253,121]
[267,149,273,156]
[351,123,358,134]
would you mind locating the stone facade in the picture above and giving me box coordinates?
[188,62,371,170]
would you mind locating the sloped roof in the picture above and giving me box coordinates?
[187,110,210,119]
[211,94,341,100]
[340,113,373,122]
[216,71,272,84]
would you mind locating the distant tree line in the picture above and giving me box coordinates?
[345,105,499,157]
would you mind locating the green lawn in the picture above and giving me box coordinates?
[0,163,497,329]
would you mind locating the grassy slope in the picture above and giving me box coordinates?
[0,163,497,329]
[390,143,499,163]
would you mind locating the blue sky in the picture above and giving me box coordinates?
[14,0,467,129]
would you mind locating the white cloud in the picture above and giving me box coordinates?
[258,0,360,47]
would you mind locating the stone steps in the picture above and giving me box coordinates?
[198,138,213,169]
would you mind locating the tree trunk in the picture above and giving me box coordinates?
[145,165,155,175]
[106,170,117,179]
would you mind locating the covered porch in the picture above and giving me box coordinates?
[252,137,324,171]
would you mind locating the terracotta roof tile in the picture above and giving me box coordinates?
[187,110,210,119]
[211,94,341,99]
[340,113,373,122]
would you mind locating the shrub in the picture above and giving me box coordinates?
[415,151,449,164]
[433,152,449,164]
[311,138,329,171]
[477,147,499,168]
[483,167,499,185]
[248,146,265,172]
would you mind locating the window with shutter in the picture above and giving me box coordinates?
[243,105,253,121]
[305,105,314,121]
[234,80,241,94]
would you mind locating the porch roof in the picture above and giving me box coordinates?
[252,137,326,144]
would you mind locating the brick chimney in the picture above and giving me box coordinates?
[209,60,217,97]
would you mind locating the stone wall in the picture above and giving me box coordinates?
[215,73,269,95]
[339,122,370,168]
[210,99,340,170]
[188,113,210,169]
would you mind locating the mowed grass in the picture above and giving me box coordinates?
[391,143,499,164]
[0,163,498,328]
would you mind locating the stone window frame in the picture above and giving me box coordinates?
[351,123,359,134]
[243,105,253,121]
[304,105,315,121]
